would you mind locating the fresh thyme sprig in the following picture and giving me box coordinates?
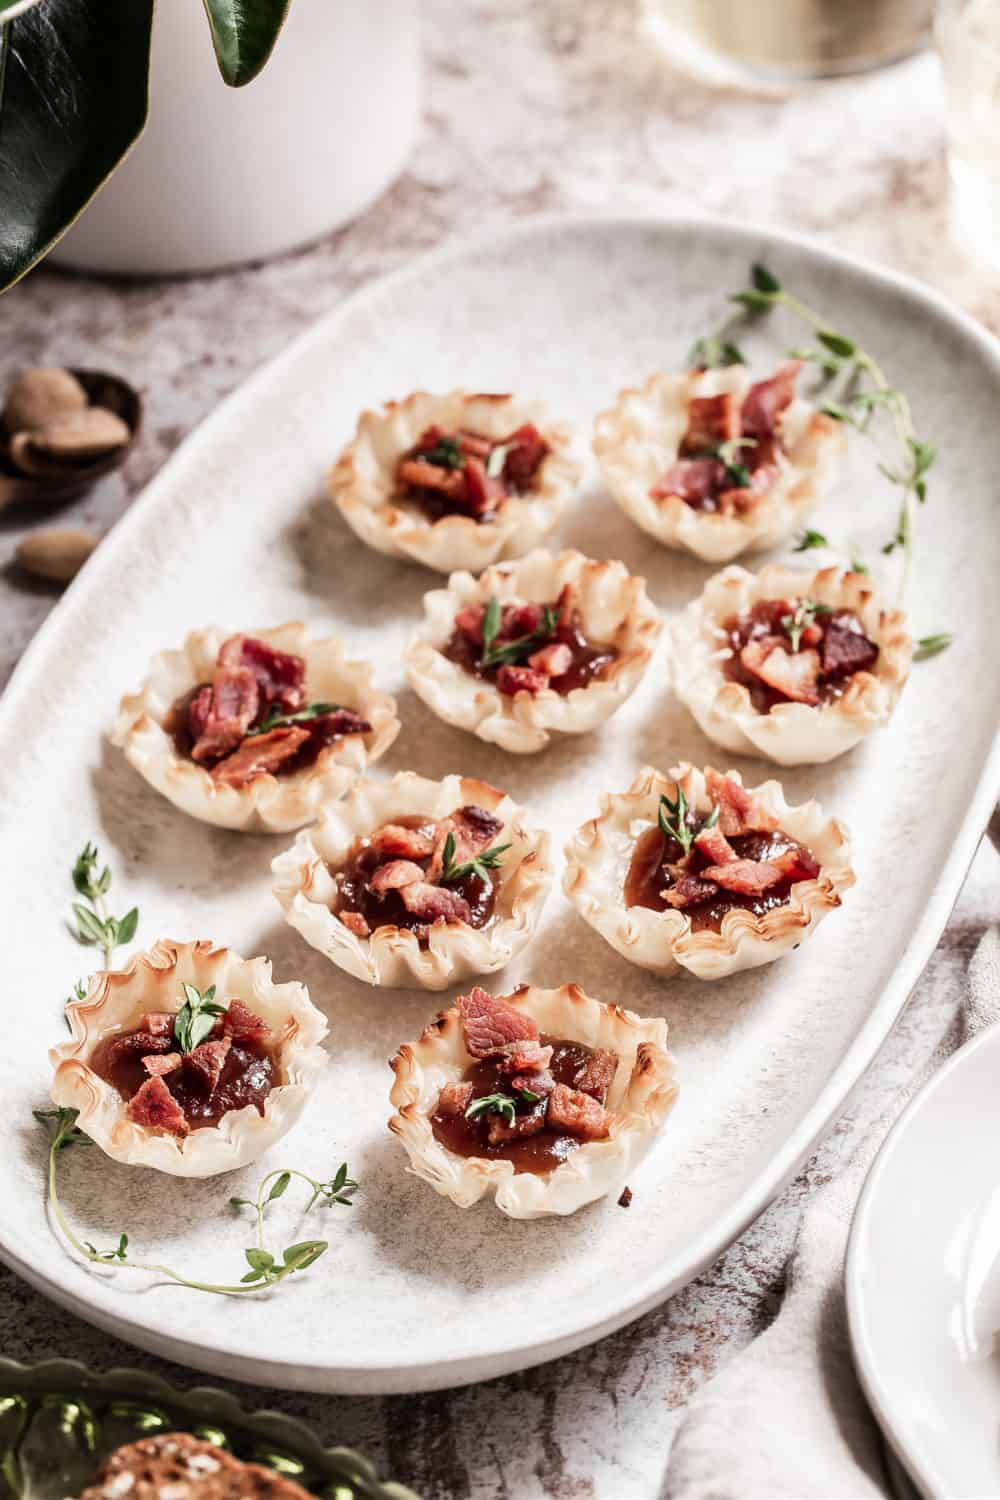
[440,831,511,886]
[693,436,756,488]
[479,596,559,671]
[781,597,832,652]
[421,435,464,470]
[33,1107,356,1296]
[70,843,139,971]
[914,633,953,661]
[794,528,829,552]
[658,789,719,857]
[465,1092,517,1125]
[173,982,227,1054]
[247,701,340,736]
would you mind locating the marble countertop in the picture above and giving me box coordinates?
[2,3,997,1496]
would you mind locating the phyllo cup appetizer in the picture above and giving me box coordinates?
[112,624,399,831]
[669,563,912,765]
[389,983,677,1219]
[49,939,328,1177]
[272,772,552,990]
[564,764,854,980]
[328,390,580,574]
[404,548,662,753]
[593,360,845,562]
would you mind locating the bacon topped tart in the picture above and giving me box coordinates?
[272,772,552,991]
[49,940,328,1177]
[563,763,854,980]
[112,622,399,831]
[593,361,845,562]
[389,982,677,1218]
[328,390,581,574]
[669,563,912,765]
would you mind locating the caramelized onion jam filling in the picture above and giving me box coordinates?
[395,422,549,524]
[623,768,821,933]
[443,584,619,698]
[720,596,880,714]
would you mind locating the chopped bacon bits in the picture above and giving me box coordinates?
[436,1081,475,1117]
[651,457,726,505]
[496,664,548,696]
[741,361,800,441]
[108,1030,176,1064]
[741,640,822,706]
[546,1082,610,1141]
[487,1101,547,1146]
[511,1068,556,1096]
[210,725,310,787]
[723,599,880,712]
[142,1052,182,1077]
[704,769,759,837]
[573,1047,618,1103]
[821,616,880,677]
[219,634,306,713]
[223,1000,273,1045]
[694,825,737,866]
[369,859,425,894]
[446,803,504,861]
[399,881,473,925]
[371,823,437,861]
[126,1074,190,1138]
[528,641,573,676]
[457,986,539,1057]
[454,604,487,643]
[186,1036,232,1093]
[189,667,260,763]
[769,845,821,883]
[501,1040,554,1075]
[340,910,371,938]
[679,392,740,455]
[395,421,550,524]
[663,873,720,909]
[699,858,785,896]
[140,1011,176,1038]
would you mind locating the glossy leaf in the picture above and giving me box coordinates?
[0,0,154,292]
[201,0,291,87]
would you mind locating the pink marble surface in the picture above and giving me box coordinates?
[1,4,997,1496]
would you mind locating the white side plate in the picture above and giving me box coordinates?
[1,216,998,1393]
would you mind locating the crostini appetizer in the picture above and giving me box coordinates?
[112,624,399,831]
[49,940,328,1177]
[272,772,552,990]
[389,983,677,1218]
[404,548,661,753]
[669,563,912,764]
[563,763,854,979]
[329,390,580,573]
[593,361,845,562]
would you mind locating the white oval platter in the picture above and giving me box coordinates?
[0,216,998,1394]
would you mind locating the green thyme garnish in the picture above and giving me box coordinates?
[247,701,340,736]
[658,788,719,857]
[173,982,227,1054]
[686,334,748,369]
[692,436,755,488]
[914,633,952,661]
[518,1087,541,1104]
[794,528,829,552]
[421,435,464,470]
[70,842,139,971]
[780,597,832,652]
[33,1108,356,1296]
[440,831,511,886]
[479,595,559,671]
[465,1092,517,1126]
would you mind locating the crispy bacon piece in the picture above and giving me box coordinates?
[694,825,737,865]
[650,456,726,504]
[716,457,780,515]
[186,1036,232,1093]
[663,873,719,908]
[142,1052,182,1077]
[187,684,213,743]
[436,1081,475,1117]
[399,881,472,925]
[501,423,548,490]
[462,455,506,517]
[821,618,879,678]
[769,845,821,882]
[573,1048,619,1104]
[223,1000,272,1045]
[700,858,785,895]
[140,1012,175,1038]
[500,1040,554,1074]
[454,604,486,643]
[219,635,306,713]
[487,1100,548,1146]
[371,823,436,861]
[126,1075,189,1137]
[528,641,573,676]
[511,1068,556,1096]
[496,664,548,696]
[741,639,821,706]
[108,1030,176,1064]
[503,600,546,636]
[339,910,371,938]
[190,667,260,763]
[309,709,372,741]
[704,769,757,837]
[209,725,310,787]
[679,392,740,455]
[457,986,539,1057]
[457,429,493,459]
[370,859,425,894]
[397,459,467,498]
[741,360,800,440]
[546,1082,610,1141]
[450,804,504,858]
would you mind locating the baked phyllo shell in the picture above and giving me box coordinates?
[111,623,399,832]
[593,366,845,563]
[563,762,854,980]
[669,563,912,766]
[388,982,677,1219]
[328,390,580,574]
[404,548,662,754]
[49,939,328,1177]
[272,772,552,991]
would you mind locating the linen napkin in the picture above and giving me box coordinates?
[663,926,1000,1500]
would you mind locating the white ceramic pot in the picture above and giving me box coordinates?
[50,0,421,276]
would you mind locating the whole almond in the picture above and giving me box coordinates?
[9,406,131,474]
[3,366,87,434]
[15,526,98,583]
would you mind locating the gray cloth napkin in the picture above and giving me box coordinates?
[664,927,1000,1500]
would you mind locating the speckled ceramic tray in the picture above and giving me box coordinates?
[1,217,998,1395]
[0,1358,416,1498]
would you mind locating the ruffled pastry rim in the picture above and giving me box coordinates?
[592,366,847,563]
[49,939,329,1178]
[668,563,913,766]
[111,622,400,832]
[563,762,855,980]
[403,548,663,753]
[388,982,678,1219]
[328,389,581,574]
[271,772,553,991]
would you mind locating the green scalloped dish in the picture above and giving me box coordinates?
[0,1360,418,1500]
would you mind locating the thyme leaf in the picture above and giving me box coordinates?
[780,597,832,652]
[658,789,719,856]
[794,528,829,552]
[478,596,559,670]
[440,831,512,886]
[67,843,140,986]
[420,435,464,470]
[246,701,340,736]
[914,633,953,661]
[173,982,226,1054]
[465,1092,517,1126]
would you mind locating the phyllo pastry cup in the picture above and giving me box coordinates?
[563,763,854,980]
[112,622,399,832]
[404,548,662,754]
[592,363,845,562]
[389,982,678,1219]
[669,563,912,766]
[272,772,553,991]
[328,390,581,574]
[49,939,329,1178]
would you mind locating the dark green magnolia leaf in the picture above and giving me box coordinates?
[0,0,154,292]
[201,0,291,87]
